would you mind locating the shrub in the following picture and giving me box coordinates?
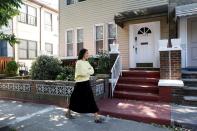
[88,51,110,74]
[30,55,62,80]
[56,66,75,81]
[97,51,110,74]
[88,56,97,74]
[5,61,19,76]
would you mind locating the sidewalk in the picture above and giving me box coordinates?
[0,100,170,131]
[171,104,197,130]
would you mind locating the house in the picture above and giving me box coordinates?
[59,0,197,105]
[59,0,169,70]
[0,0,59,70]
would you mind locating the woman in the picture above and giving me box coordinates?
[66,49,103,123]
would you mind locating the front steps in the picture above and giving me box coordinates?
[173,70,197,106]
[114,70,160,102]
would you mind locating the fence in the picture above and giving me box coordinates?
[0,57,13,73]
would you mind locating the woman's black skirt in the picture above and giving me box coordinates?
[69,80,99,113]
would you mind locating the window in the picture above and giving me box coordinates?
[19,40,28,59]
[66,0,86,5]
[108,23,117,50]
[66,30,74,56]
[66,0,75,5]
[19,40,37,59]
[0,41,8,56]
[18,4,27,23]
[27,6,37,26]
[78,0,86,2]
[138,27,152,35]
[95,25,104,54]
[28,41,37,59]
[18,4,37,26]
[77,28,83,54]
[45,43,53,55]
[44,12,52,31]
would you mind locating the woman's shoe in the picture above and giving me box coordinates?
[65,112,75,119]
[94,117,105,123]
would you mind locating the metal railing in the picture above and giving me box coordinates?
[110,55,122,97]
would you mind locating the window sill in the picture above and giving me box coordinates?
[19,58,37,60]
[18,21,37,27]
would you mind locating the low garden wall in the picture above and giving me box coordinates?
[0,77,109,107]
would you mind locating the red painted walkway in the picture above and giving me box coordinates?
[98,99,171,125]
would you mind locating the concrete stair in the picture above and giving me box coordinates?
[176,71,197,106]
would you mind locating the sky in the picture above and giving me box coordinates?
[36,0,59,9]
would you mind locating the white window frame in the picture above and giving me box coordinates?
[19,39,37,59]
[107,22,118,51]
[94,23,104,54]
[65,28,75,57]
[45,43,53,55]
[44,11,53,31]
[18,4,37,26]
[75,27,84,56]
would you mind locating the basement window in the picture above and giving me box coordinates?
[78,0,86,2]
[66,0,75,5]
[66,0,86,5]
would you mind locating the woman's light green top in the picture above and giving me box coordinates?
[75,60,94,82]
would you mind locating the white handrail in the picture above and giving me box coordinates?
[110,55,122,97]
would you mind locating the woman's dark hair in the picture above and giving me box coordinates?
[78,48,88,60]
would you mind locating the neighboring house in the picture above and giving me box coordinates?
[0,0,59,70]
[0,21,14,57]
[176,1,197,69]
[59,0,169,69]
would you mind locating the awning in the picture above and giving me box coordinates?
[114,5,168,28]
[176,3,197,17]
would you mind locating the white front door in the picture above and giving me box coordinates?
[187,17,197,67]
[134,23,155,67]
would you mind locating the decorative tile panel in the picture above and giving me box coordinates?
[36,84,74,97]
[96,83,104,96]
[0,83,31,92]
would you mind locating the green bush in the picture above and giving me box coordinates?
[5,61,19,76]
[56,66,75,81]
[88,51,110,74]
[30,55,62,80]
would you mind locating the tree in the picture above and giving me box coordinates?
[0,0,23,46]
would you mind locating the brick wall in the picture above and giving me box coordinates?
[160,50,181,80]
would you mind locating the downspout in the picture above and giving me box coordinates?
[11,18,15,60]
[168,0,172,48]
[40,6,43,53]
[168,0,172,79]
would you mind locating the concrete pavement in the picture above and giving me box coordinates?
[171,104,197,130]
[0,100,170,131]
